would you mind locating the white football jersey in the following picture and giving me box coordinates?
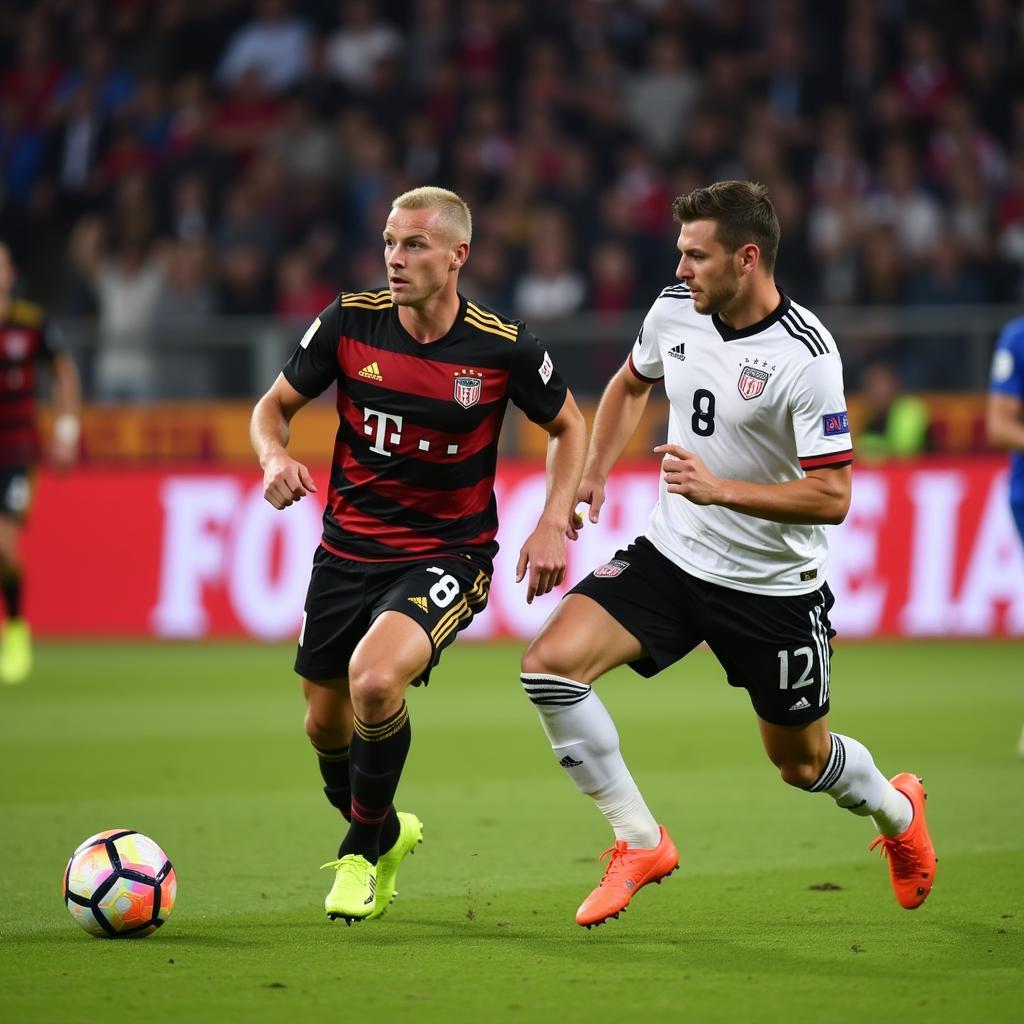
[630,283,852,595]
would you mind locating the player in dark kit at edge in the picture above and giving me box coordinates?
[250,187,586,922]
[0,241,81,684]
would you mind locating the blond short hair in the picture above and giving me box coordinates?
[391,186,472,244]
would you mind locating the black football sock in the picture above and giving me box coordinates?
[313,741,401,853]
[338,702,411,864]
[1,572,22,619]
[311,742,352,820]
[377,808,400,855]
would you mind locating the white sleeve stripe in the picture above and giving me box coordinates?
[299,317,320,349]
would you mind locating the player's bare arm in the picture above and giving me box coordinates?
[654,444,851,525]
[516,391,587,603]
[250,373,318,509]
[576,361,654,526]
[986,393,1024,452]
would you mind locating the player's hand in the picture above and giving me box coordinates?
[516,518,568,604]
[574,475,607,528]
[566,506,586,541]
[654,443,723,506]
[262,454,318,509]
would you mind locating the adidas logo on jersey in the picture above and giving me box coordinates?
[408,596,428,612]
[358,361,383,381]
[788,697,812,711]
[668,343,686,362]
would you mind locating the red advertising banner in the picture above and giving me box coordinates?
[20,459,1024,639]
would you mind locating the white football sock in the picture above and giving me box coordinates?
[521,673,661,848]
[806,732,913,837]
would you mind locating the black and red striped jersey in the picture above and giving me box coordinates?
[0,299,63,469]
[282,289,568,568]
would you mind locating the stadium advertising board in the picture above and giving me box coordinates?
[22,460,1024,639]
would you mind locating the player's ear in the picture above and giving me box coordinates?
[451,241,470,271]
[738,243,760,275]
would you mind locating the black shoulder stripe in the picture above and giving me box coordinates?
[787,306,829,355]
[781,312,825,357]
[779,313,814,354]
[659,284,692,300]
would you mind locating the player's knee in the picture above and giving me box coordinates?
[521,633,586,681]
[303,707,345,749]
[776,759,821,789]
[347,660,404,712]
[519,638,550,676]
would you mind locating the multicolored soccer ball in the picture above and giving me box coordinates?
[63,829,177,938]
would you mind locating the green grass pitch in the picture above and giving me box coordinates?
[1,640,1021,1023]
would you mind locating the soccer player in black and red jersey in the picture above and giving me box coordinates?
[250,187,586,922]
[0,241,81,684]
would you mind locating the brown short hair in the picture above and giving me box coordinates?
[671,181,779,273]
[391,186,472,243]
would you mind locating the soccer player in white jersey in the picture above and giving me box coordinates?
[521,181,936,928]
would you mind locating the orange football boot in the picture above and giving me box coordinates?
[869,772,937,909]
[576,826,679,928]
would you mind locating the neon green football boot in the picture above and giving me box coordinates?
[367,812,424,920]
[321,854,377,924]
[0,618,31,685]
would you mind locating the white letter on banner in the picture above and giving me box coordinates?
[902,471,966,635]
[229,484,322,638]
[152,477,241,637]
[574,472,660,575]
[489,473,554,638]
[953,471,1024,635]
[828,471,887,636]
[482,469,660,640]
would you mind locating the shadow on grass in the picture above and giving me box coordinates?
[3,927,252,949]
[304,906,1019,979]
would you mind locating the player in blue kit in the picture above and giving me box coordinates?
[988,315,1024,545]
[986,314,1024,753]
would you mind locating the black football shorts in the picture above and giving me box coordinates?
[295,545,490,684]
[569,537,836,726]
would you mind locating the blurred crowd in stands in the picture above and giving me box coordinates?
[2,0,1023,396]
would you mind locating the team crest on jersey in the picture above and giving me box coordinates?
[454,369,484,408]
[594,559,629,578]
[539,351,553,384]
[737,364,770,400]
[3,330,30,360]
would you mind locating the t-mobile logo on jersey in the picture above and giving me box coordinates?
[363,406,404,456]
[362,406,461,458]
